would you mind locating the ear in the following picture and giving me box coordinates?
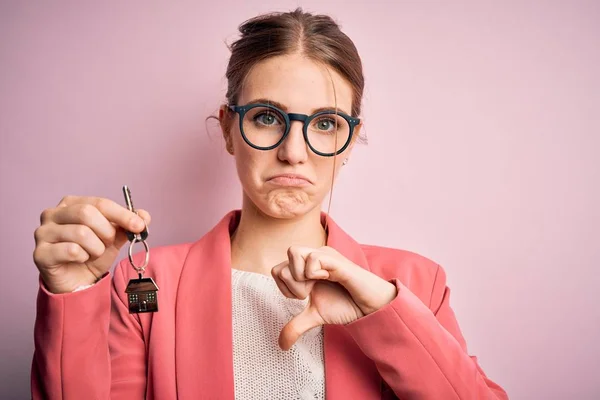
[339,122,362,164]
[345,121,362,153]
[219,105,234,155]
[352,122,363,143]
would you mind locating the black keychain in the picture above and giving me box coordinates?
[122,185,159,314]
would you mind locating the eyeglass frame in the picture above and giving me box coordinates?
[228,103,361,157]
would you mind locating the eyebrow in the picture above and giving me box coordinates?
[245,98,351,116]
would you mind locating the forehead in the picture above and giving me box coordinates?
[238,53,354,115]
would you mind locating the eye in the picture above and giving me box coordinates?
[254,111,281,126]
[315,118,336,131]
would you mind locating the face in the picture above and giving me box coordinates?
[220,53,360,219]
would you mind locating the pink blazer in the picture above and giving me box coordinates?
[32,210,508,399]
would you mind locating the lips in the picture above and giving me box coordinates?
[267,173,312,186]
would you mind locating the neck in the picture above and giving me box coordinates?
[230,197,327,276]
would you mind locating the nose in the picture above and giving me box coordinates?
[277,121,309,164]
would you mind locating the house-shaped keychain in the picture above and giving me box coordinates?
[125,276,159,313]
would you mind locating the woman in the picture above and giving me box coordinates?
[31,8,508,400]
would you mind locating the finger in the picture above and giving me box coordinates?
[136,209,152,226]
[280,265,309,299]
[279,307,323,351]
[55,196,146,233]
[308,252,355,285]
[35,224,106,259]
[49,204,117,246]
[287,246,329,280]
[273,262,314,300]
[34,242,89,267]
[271,261,294,298]
[304,251,330,280]
[287,246,308,281]
[108,208,151,251]
[57,196,151,228]
[273,273,296,299]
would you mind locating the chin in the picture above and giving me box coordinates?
[262,192,316,219]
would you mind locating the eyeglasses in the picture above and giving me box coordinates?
[228,103,360,157]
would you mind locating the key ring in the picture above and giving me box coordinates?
[127,214,150,274]
[128,235,150,274]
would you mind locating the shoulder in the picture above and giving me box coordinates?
[360,243,441,280]
[360,243,446,307]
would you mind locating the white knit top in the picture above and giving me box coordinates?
[231,268,325,400]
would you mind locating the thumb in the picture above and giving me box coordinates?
[112,209,151,251]
[278,306,323,351]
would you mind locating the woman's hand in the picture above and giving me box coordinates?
[33,196,151,294]
[271,245,397,350]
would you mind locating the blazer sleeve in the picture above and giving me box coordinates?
[343,265,508,400]
[31,260,147,399]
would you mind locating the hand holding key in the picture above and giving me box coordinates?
[33,195,151,294]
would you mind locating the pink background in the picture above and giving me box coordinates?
[1,1,598,398]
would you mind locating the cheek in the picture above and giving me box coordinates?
[313,157,341,188]
[232,140,263,185]
[234,150,255,180]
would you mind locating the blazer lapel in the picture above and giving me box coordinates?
[175,211,239,399]
[323,213,382,399]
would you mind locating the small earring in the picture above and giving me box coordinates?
[342,158,348,166]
